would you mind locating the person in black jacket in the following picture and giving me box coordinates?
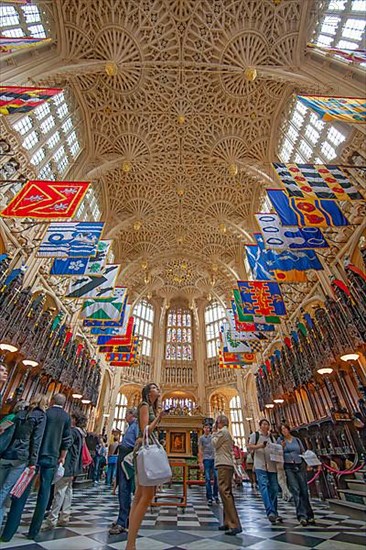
[0,394,47,530]
[45,411,87,529]
[1,393,71,542]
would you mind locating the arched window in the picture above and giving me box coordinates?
[10,90,82,182]
[165,307,192,361]
[113,393,128,433]
[205,302,226,358]
[229,395,246,450]
[133,300,154,357]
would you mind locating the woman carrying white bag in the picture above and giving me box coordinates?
[126,383,171,550]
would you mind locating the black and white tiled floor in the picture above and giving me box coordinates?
[1,483,365,549]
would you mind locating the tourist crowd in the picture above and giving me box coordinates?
[0,382,315,547]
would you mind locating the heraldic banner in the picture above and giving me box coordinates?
[297,95,366,124]
[0,86,63,115]
[0,181,90,219]
[273,163,363,201]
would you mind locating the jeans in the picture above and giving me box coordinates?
[106,460,117,485]
[47,477,73,526]
[28,457,58,538]
[285,464,314,521]
[1,457,57,541]
[116,463,134,528]
[92,455,102,482]
[0,460,26,527]
[256,469,279,517]
[203,459,218,500]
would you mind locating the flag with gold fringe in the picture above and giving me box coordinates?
[273,163,363,201]
[1,180,90,219]
[307,43,366,64]
[297,95,366,124]
[83,304,131,328]
[51,240,111,276]
[79,287,127,321]
[38,222,104,258]
[255,213,329,250]
[0,36,52,54]
[65,264,120,299]
[0,85,62,115]
[267,189,349,228]
[238,280,287,316]
[233,289,280,325]
[245,233,323,283]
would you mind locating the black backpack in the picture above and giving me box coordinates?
[254,431,275,445]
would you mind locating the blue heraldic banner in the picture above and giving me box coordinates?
[38,222,104,258]
[267,189,349,227]
[238,280,287,317]
[255,213,328,249]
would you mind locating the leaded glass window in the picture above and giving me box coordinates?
[112,393,128,433]
[133,300,154,357]
[229,395,246,449]
[165,307,193,361]
[278,98,349,163]
[205,302,226,359]
[311,0,366,65]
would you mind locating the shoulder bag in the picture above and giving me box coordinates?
[137,426,172,486]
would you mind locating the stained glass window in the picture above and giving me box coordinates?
[229,395,246,450]
[205,301,226,359]
[112,393,128,433]
[133,300,154,357]
[165,307,192,360]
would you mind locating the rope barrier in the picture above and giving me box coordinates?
[323,461,365,476]
[305,461,365,484]
[307,467,322,485]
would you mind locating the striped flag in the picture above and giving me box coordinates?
[0,85,62,115]
[273,163,363,201]
[10,467,35,498]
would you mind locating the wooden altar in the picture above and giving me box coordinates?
[160,413,204,458]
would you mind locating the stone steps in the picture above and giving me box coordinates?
[338,488,366,506]
[328,498,366,521]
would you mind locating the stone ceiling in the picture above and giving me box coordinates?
[39,0,324,303]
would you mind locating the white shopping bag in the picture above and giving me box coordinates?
[52,463,65,484]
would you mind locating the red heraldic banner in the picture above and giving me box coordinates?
[0,181,90,219]
[0,86,63,115]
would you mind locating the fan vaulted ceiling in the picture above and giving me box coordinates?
[41,0,322,302]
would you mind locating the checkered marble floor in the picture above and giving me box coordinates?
[1,483,365,550]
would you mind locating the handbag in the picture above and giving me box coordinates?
[81,441,93,467]
[137,427,172,486]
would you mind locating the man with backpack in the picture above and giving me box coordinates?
[248,418,282,524]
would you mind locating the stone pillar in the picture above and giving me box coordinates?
[195,300,207,413]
